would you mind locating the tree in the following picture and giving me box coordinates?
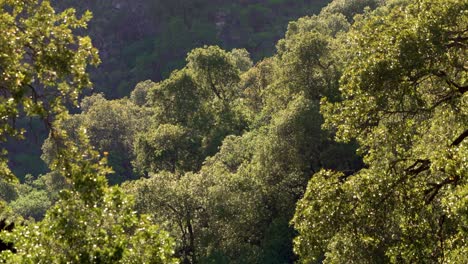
[147,69,205,128]
[238,58,277,119]
[0,0,99,181]
[130,80,152,106]
[293,0,468,262]
[0,1,177,262]
[135,46,249,176]
[321,0,384,21]
[230,48,253,73]
[9,189,51,220]
[187,45,241,101]
[125,171,204,264]
[79,94,151,183]
[1,187,177,263]
[134,124,201,174]
[42,92,154,184]
[135,69,208,175]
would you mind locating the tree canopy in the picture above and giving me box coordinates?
[293,0,468,262]
[2,0,466,263]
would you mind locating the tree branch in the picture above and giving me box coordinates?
[451,129,468,146]
[425,176,459,204]
[406,159,431,175]
[208,72,223,100]
[433,70,467,94]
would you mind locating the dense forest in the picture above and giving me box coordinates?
[6,0,331,181]
[1,0,467,263]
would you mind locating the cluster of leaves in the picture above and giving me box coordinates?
[0,0,99,181]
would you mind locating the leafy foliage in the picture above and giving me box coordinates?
[1,188,177,263]
[0,0,99,181]
[4,0,465,263]
[1,1,177,262]
[124,3,364,262]
[293,0,468,262]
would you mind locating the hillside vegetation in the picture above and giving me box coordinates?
[1,0,467,263]
[6,0,331,180]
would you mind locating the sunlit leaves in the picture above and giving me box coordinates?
[294,0,468,262]
[1,188,177,263]
[0,0,99,180]
[0,1,178,262]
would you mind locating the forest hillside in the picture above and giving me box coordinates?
[54,0,332,98]
[0,0,467,263]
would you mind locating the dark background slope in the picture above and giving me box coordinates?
[55,0,330,98]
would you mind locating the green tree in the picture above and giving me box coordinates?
[42,93,152,184]
[130,80,152,106]
[125,171,204,264]
[0,1,177,262]
[321,0,384,21]
[9,189,51,221]
[79,94,151,183]
[2,187,177,263]
[293,0,468,262]
[187,45,241,101]
[238,58,277,119]
[126,9,365,262]
[0,0,99,181]
[230,48,253,73]
[134,124,201,174]
[135,46,248,176]
[147,69,205,128]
